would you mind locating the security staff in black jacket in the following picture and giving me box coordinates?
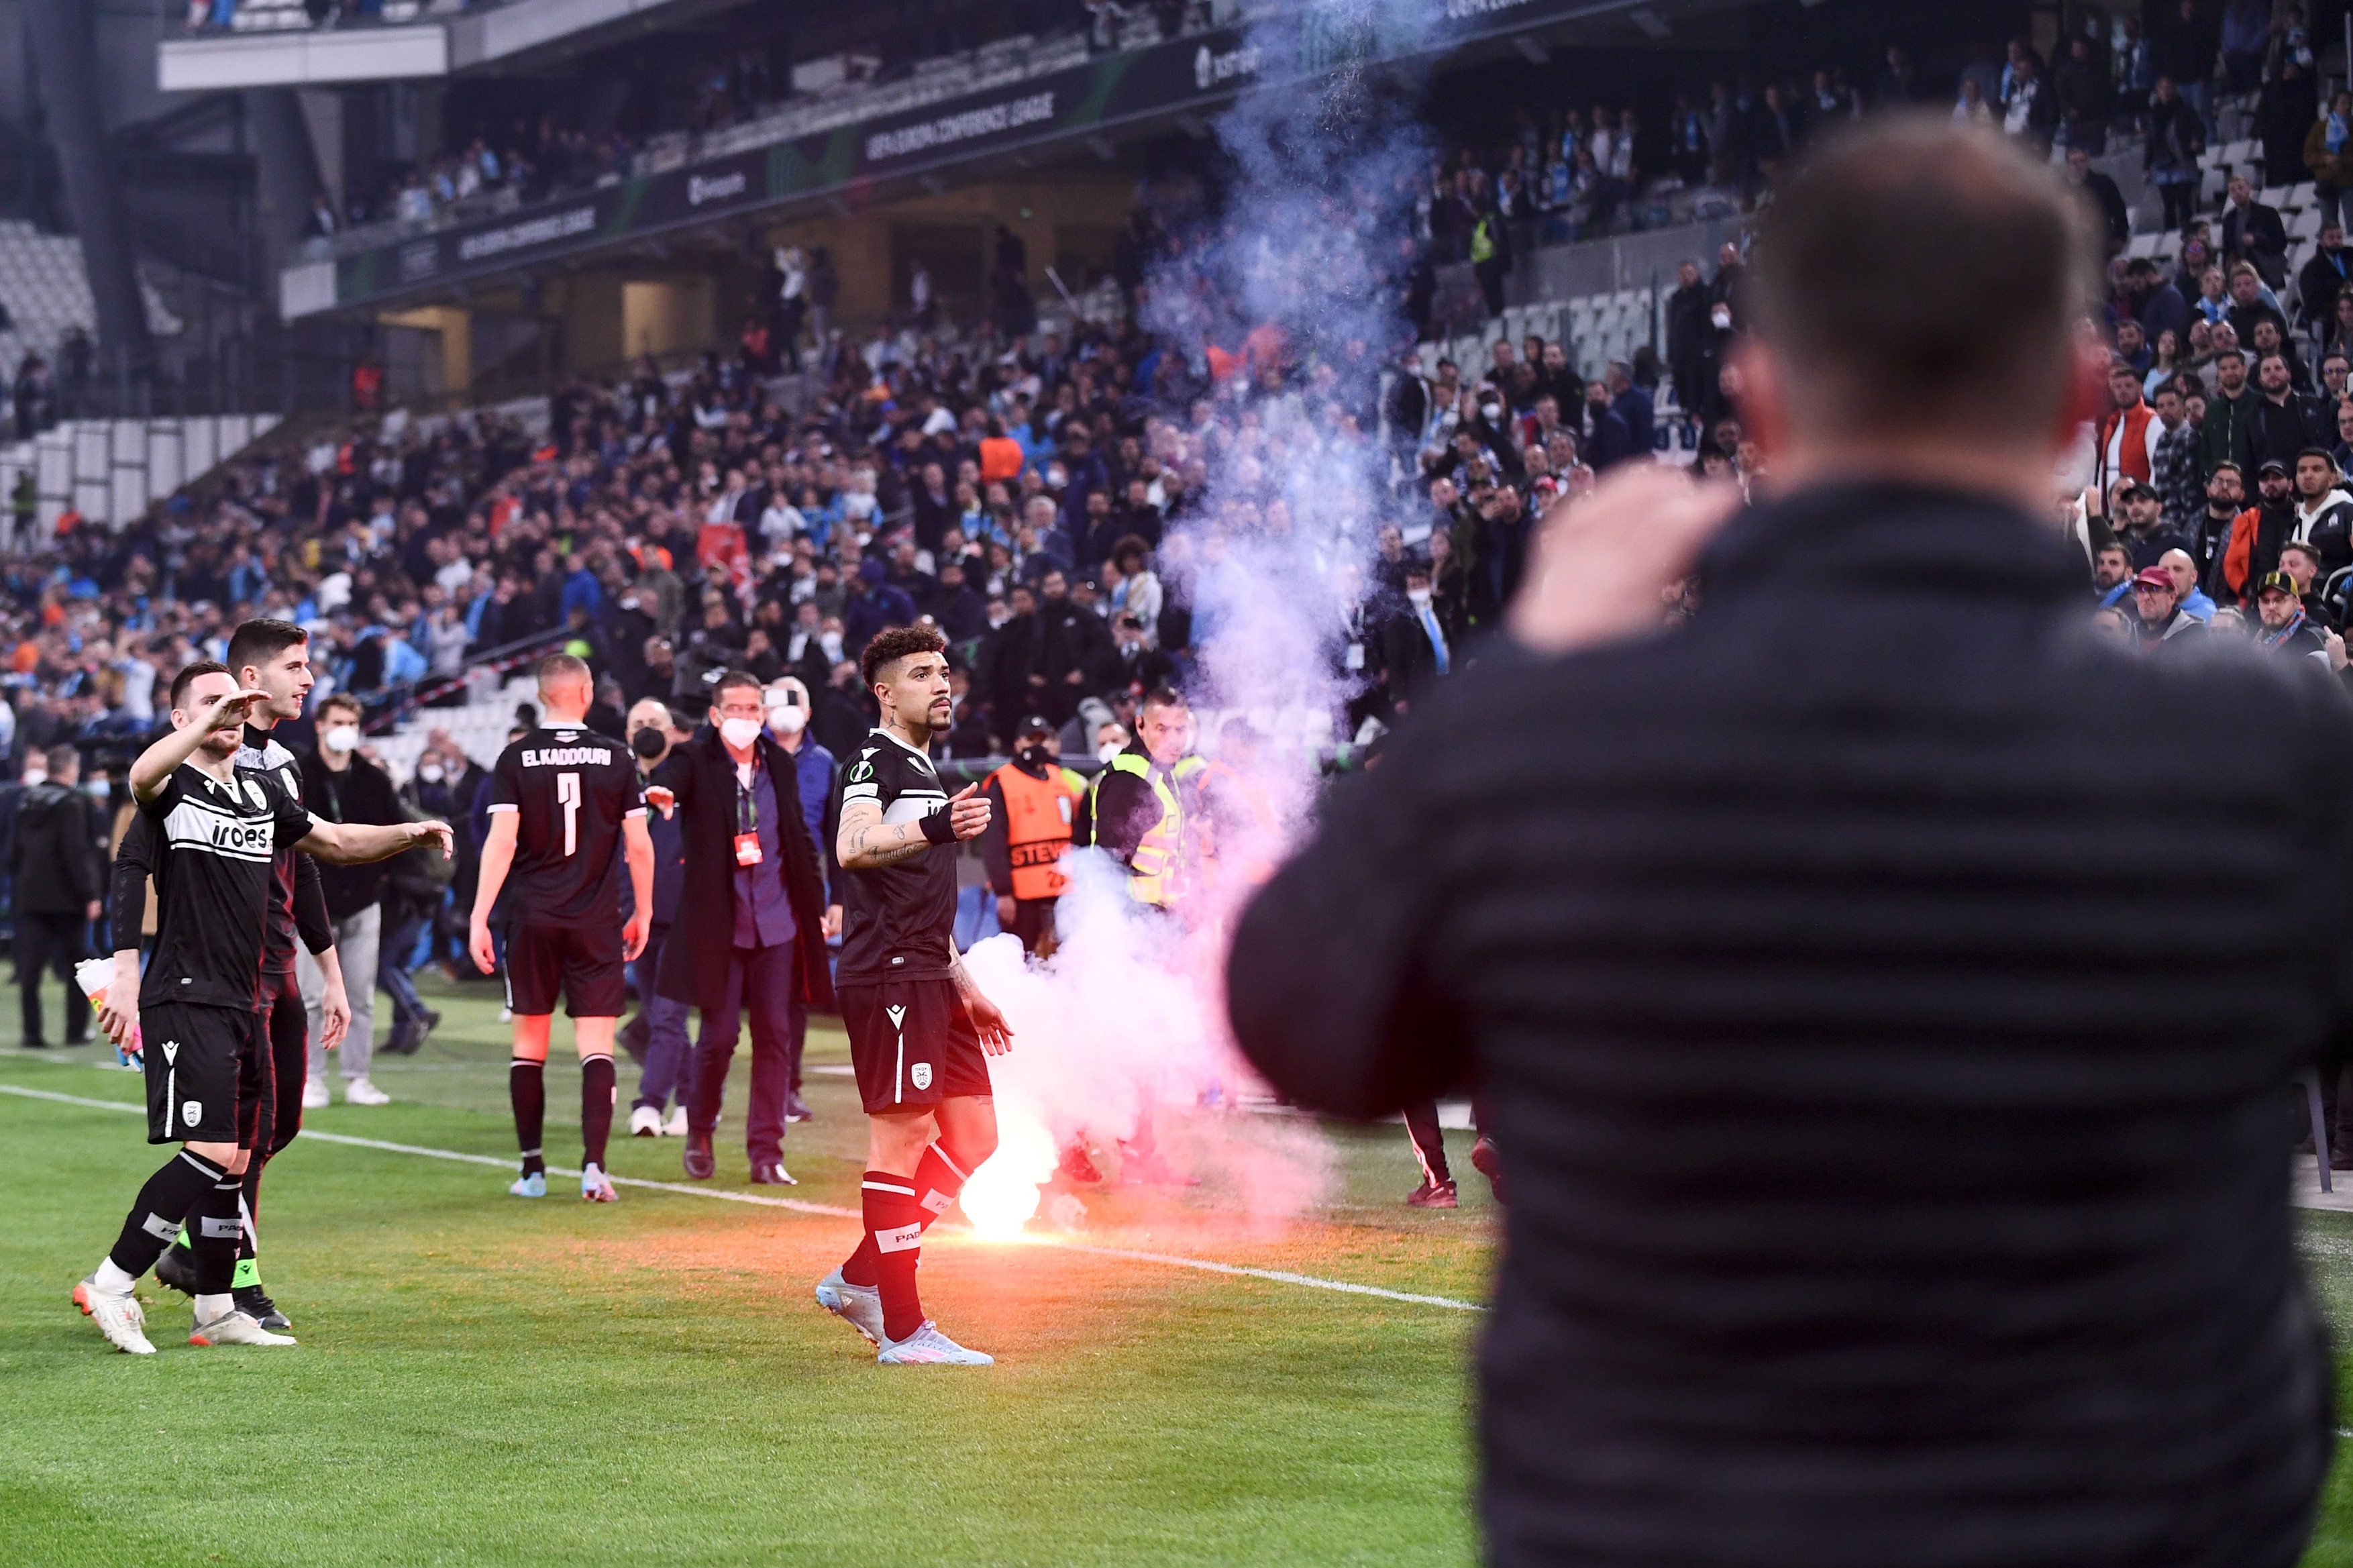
[11,744,99,1046]
[1230,121,2336,1568]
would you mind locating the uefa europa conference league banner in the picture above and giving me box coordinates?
[324,0,1600,311]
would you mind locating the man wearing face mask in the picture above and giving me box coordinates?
[643,670,834,1183]
[764,676,842,1124]
[297,693,407,1106]
[1381,565,1455,717]
[623,700,693,1138]
[980,715,1086,956]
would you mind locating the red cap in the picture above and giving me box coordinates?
[2131,566,2174,589]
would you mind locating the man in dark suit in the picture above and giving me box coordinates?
[1228,119,2334,1568]
[10,744,98,1047]
[1377,564,1454,717]
[622,698,692,1133]
[2065,144,2130,254]
[2222,173,2293,286]
[646,670,835,1183]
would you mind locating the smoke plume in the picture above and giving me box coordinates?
[958,0,1441,1237]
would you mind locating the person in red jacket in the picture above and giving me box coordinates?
[2093,356,2158,494]
[2216,457,2300,603]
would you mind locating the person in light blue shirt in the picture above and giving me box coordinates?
[762,676,838,1126]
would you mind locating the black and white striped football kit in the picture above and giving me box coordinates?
[134,763,315,1146]
[836,727,992,1114]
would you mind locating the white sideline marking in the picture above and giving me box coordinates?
[0,1078,1485,1314]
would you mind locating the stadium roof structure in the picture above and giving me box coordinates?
[279,0,1755,322]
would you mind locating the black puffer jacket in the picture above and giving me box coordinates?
[1230,483,2341,1567]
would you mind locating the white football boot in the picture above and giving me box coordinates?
[876,1320,994,1365]
[814,1267,885,1345]
[189,1306,297,1347]
[73,1275,154,1355]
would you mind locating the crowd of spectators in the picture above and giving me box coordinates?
[34,10,2353,787]
[315,118,641,243]
[1410,4,2336,324]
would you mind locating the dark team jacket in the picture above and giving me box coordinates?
[1229,483,2340,1567]
[649,727,833,1014]
[9,782,99,914]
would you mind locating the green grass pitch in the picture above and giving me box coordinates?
[0,973,1485,1567]
[6,971,2353,1566]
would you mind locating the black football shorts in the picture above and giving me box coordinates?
[142,1001,266,1147]
[505,923,628,1018]
[841,978,994,1114]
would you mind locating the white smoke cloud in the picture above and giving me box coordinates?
[959,0,1441,1237]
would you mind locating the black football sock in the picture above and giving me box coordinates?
[190,1167,246,1297]
[861,1171,927,1342]
[912,1141,972,1237]
[511,1059,546,1175]
[234,1155,266,1291]
[107,1149,226,1279]
[581,1054,615,1169]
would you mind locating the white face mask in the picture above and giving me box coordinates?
[1712,306,1733,330]
[719,717,765,750]
[819,632,844,660]
[18,769,44,788]
[323,725,361,754]
[85,778,108,800]
[418,763,444,783]
[767,703,807,735]
[1097,741,1123,764]
[1407,587,1433,609]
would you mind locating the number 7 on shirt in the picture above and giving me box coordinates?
[557,772,580,857]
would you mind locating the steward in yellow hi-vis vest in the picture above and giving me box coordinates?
[980,715,1088,955]
[1076,688,1204,917]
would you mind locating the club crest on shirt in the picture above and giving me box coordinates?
[243,778,268,810]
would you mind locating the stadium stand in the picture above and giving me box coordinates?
[0,223,183,388]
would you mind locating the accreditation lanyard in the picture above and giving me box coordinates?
[734,760,764,867]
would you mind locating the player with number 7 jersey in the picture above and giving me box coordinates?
[472,654,653,1204]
